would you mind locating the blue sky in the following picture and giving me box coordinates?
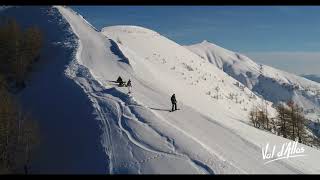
[71,6,320,75]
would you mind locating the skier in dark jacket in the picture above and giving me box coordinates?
[116,76,124,86]
[127,79,132,94]
[171,94,177,111]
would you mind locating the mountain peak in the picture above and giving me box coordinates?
[201,40,210,44]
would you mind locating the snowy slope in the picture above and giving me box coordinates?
[101,26,276,120]
[51,6,320,174]
[4,6,320,174]
[103,23,320,173]
[186,41,320,122]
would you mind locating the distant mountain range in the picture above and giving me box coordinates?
[302,74,320,83]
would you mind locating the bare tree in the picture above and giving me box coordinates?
[276,103,290,138]
[0,18,42,91]
[0,88,39,174]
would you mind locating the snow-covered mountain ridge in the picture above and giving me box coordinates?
[186,41,320,122]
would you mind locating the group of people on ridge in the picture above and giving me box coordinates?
[116,76,178,111]
[116,76,132,94]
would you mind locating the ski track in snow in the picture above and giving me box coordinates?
[67,57,214,174]
[70,63,216,174]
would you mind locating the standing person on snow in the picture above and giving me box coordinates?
[127,79,132,94]
[116,76,124,87]
[171,94,177,111]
